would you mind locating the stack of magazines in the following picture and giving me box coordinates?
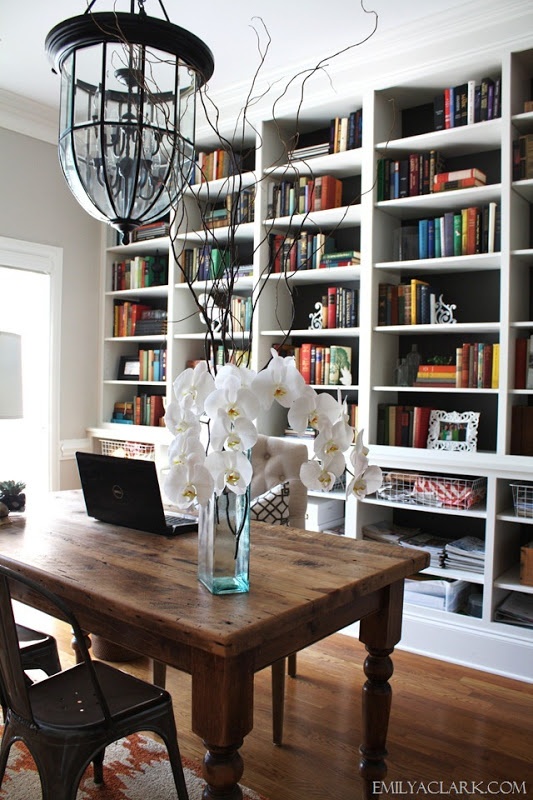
[443,536,485,573]
[495,593,533,629]
[400,532,452,568]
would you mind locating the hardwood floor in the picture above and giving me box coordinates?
[14,604,533,800]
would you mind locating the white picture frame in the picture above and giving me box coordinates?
[427,409,480,452]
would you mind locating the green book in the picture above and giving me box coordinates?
[328,345,352,385]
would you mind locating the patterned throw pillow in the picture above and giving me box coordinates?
[250,482,290,525]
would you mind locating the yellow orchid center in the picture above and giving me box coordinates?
[227,405,240,419]
[273,385,287,399]
[226,470,241,486]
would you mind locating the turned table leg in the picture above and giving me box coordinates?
[359,645,394,796]
[358,580,405,799]
[201,742,244,800]
[191,651,254,800]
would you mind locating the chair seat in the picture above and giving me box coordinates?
[29,661,170,730]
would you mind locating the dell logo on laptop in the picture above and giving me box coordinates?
[112,484,124,501]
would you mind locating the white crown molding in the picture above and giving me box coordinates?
[196,0,533,141]
[2,0,533,145]
[0,88,57,144]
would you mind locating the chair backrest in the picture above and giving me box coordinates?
[0,564,112,726]
[251,435,308,528]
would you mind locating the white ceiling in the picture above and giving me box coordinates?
[1,0,466,113]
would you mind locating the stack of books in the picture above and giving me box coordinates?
[414,364,457,387]
[432,167,487,192]
[443,536,485,573]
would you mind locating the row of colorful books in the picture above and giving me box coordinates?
[376,150,446,200]
[321,286,359,329]
[111,255,168,291]
[193,149,244,184]
[268,174,343,218]
[137,347,167,382]
[203,188,255,229]
[292,343,352,386]
[111,393,165,427]
[412,344,499,389]
[376,404,433,448]
[378,279,438,326]
[112,302,167,338]
[269,231,360,273]
[433,76,501,130]
[329,109,363,153]
[396,203,500,262]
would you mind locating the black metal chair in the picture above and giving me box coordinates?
[0,564,189,800]
[0,622,62,720]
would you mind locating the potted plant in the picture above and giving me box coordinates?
[0,480,26,512]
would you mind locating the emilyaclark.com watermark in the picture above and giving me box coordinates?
[372,781,528,796]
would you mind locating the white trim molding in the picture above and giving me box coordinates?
[0,236,63,490]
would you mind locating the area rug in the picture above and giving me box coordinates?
[0,723,267,800]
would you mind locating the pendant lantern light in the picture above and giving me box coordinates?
[45,1,214,244]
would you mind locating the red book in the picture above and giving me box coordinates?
[321,175,343,209]
[465,206,478,255]
[327,287,337,329]
[299,343,313,383]
[413,406,433,448]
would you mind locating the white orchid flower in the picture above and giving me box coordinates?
[210,413,258,453]
[172,360,215,414]
[353,428,370,457]
[204,373,260,426]
[314,419,353,462]
[252,348,306,409]
[205,449,253,495]
[215,362,256,388]
[288,386,342,433]
[347,464,383,499]
[163,456,214,510]
[164,400,202,438]
[300,459,338,492]
[168,430,206,467]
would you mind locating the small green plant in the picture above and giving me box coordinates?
[0,481,26,512]
[0,480,26,495]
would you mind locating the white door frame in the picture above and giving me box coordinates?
[0,236,63,490]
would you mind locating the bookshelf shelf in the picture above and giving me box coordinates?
[375,253,501,273]
[375,184,502,217]
[374,322,500,334]
[89,29,533,680]
[265,205,361,229]
[376,118,502,156]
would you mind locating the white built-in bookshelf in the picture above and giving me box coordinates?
[88,29,533,681]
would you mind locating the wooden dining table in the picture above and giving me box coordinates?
[0,491,429,799]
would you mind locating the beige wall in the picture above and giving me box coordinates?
[0,127,101,488]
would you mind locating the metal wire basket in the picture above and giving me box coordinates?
[99,439,155,460]
[511,483,533,518]
[376,470,486,510]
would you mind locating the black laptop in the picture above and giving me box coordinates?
[75,451,198,536]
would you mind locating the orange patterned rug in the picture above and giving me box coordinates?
[0,724,267,800]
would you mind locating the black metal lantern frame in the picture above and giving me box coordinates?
[46,1,214,243]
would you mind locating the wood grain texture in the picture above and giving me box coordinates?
[14,604,533,800]
[1,491,430,800]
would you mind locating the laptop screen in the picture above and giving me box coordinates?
[75,451,196,536]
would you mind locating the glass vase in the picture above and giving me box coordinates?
[198,488,251,595]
